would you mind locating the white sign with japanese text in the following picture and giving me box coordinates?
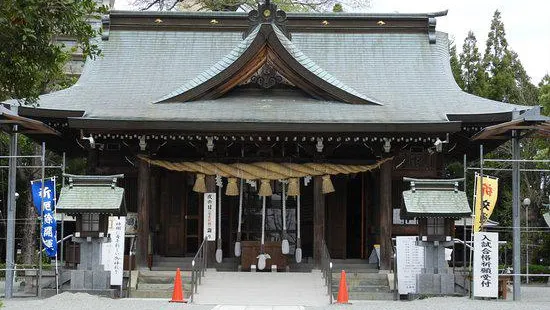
[101,216,126,286]
[473,232,499,298]
[203,193,216,241]
[396,236,425,294]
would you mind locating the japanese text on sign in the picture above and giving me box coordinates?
[203,193,216,241]
[473,232,499,298]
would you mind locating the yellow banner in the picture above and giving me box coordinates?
[474,174,499,232]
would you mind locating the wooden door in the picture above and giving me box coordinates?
[184,187,200,255]
[162,172,186,256]
[325,175,347,258]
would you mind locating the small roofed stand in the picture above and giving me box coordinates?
[56,174,126,296]
[402,178,471,295]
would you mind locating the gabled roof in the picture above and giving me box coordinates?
[6,9,531,132]
[57,174,126,215]
[402,178,471,218]
[156,23,380,105]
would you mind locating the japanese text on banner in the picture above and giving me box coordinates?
[474,174,499,232]
[31,178,57,257]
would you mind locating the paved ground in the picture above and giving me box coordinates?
[192,271,327,306]
[3,286,550,310]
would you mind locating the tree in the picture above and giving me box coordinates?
[132,0,368,12]
[449,41,464,90]
[482,10,538,104]
[0,0,107,105]
[459,31,487,96]
[539,74,550,116]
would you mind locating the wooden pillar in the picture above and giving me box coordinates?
[379,159,392,270]
[137,157,151,269]
[313,176,325,266]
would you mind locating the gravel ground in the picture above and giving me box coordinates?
[3,286,550,310]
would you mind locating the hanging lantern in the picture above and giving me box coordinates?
[287,178,300,196]
[321,174,335,194]
[193,173,206,193]
[258,179,272,197]
[225,177,239,196]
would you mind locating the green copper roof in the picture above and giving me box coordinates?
[402,178,471,218]
[56,175,126,215]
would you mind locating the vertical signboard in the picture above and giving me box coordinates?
[396,236,425,294]
[203,192,216,241]
[102,216,126,286]
[473,232,499,298]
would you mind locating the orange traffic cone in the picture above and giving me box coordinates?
[169,268,187,303]
[336,270,349,304]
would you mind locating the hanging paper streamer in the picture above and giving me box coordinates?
[281,181,289,254]
[31,178,57,258]
[235,178,244,257]
[295,195,302,263]
[257,196,271,270]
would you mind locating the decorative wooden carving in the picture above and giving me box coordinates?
[244,1,290,39]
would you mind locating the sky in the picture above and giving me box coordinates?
[113,0,550,84]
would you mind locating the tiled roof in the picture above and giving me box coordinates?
[402,178,471,218]
[5,12,530,128]
[57,175,126,215]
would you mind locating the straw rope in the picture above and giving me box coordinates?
[138,155,391,179]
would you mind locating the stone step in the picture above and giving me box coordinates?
[150,265,194,271]
[332,284,390,293]
[333,291,395,300]
[130,289,192,299]
[152,256,194,262]
[137,283,193,291]
[138,270,193,284]
[332,275,388,286]
[331,259,371,264]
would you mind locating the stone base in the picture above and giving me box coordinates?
[417,273,455,295]
[42,288,118,298]
[71,269,110,290]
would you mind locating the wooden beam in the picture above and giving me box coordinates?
[136,157,151,269]
[313,175,325,266]
[379,159,392,270]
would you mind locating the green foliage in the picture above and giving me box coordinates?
[539,74,550,116]
[332,3,343,12]
[449,42,464,89]
[459,31,487,96]
[482,10,538,104]
[0,0,107,105]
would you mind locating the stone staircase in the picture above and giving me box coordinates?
[131,270,193,299]
[192,270,328,306]
[331,259,393,300]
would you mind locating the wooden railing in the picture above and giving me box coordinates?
[320,239,333,304]
[190,237,208,303]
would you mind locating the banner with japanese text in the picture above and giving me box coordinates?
[203,193,216,241]
[30,178,57,257]
[474,174,499,232]
[473,232,499,298]
[101,216,126,286]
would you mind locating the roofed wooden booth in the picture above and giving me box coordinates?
[56,174,126,294]
[402,178,471,295]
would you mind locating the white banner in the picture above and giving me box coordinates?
[473,232,499,298]
[396,236,424,295]
[101,216,126,286]
[203,193,216,241]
